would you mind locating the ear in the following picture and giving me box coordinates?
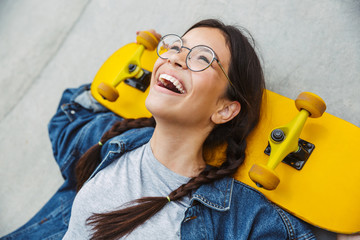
[211,100,241,124]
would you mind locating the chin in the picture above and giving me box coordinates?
[145,93,177,123]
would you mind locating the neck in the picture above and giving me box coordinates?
[150,120,212,178]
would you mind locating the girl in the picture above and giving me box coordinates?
[1,19,316,239]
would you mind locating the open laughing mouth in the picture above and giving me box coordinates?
[157,74,186,94]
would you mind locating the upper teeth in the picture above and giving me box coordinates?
[159,74,185,94]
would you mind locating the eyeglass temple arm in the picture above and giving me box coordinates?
[216,59,235,89]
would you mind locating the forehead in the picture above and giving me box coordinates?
[182,27,230,66]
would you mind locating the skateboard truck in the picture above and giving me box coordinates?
[97,31,159,102]
[124,65,151,92]
[249,92,326,190]
[264,134,315,170]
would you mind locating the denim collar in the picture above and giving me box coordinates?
[89,127,155,181]
[191,177,234,212]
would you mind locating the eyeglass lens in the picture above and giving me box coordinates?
[157,35,215,72]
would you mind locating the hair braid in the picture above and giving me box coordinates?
[87,131,248,240]
[75,117,155,191]
[169,130,247,201]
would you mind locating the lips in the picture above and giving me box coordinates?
[157,74,186,94]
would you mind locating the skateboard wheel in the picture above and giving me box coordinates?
[136,31,159,51]
[295,92,326,118]
[249,164,280,190]
[97,82,119,102]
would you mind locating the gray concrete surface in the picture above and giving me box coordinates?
[1,0,359,238]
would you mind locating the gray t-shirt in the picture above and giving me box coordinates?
[63,142,191,239]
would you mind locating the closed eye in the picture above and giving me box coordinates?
[197,55,210,64]
[170,45,181,52]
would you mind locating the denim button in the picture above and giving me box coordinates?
[70,110,76,114]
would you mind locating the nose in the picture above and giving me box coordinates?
[167,48,188,69]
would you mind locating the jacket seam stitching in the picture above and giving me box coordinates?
[191,178,233,211]
[192,194,226,210]
[274,205,295,239]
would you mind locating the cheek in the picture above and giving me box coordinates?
[146,58,164,111]
[192,71,227,99]
[151,58,164,79]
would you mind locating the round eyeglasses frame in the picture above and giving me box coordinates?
[156,34,234,89]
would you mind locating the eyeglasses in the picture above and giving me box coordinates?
[156,34,234,88]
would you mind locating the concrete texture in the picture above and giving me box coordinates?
[0,0,359,238]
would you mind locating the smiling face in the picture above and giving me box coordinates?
[145,27,236,129]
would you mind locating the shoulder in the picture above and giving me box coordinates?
[231,180,316,240]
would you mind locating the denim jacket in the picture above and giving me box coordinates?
[1,84,316,240]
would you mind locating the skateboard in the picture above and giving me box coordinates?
[90,31,158,119]
[91,32,360,234]
[205,90,360,234]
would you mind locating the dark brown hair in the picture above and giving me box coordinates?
[75,19,265,239]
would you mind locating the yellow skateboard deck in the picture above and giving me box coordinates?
[91,32,158,119]
[206,90,360,234]
[91,35,360,234]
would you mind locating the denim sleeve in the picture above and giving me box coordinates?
[48,84,122,182]
[273,205,316,240]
